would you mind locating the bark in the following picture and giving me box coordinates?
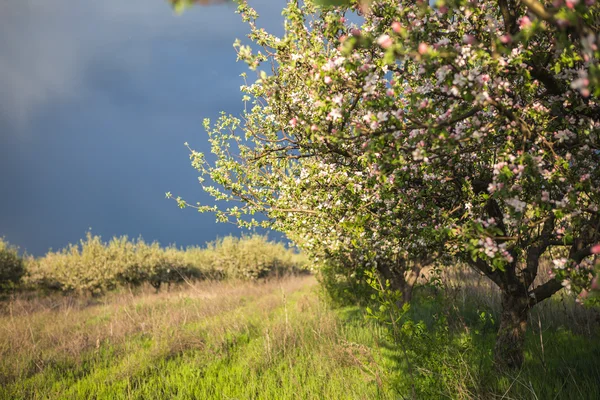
[495,290,530,369]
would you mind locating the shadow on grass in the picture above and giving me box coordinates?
[334,287,600,400]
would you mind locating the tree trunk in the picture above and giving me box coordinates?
[495,290,530,369]
[377,259,428,305]
[402,263,421,304]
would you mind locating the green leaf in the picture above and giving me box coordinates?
[312,0,352,7]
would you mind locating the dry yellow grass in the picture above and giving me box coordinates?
[0,276,316,385]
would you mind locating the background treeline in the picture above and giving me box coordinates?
[0,234,308,296]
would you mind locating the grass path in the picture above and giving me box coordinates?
[1,277,396,400]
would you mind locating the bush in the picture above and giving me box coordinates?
[318,260,374,307]
[27,233,119,295]
[24,233,307,296]
[202,235,308,280]
[0,238,25,293]
[26,234,199,295]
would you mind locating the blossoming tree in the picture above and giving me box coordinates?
[171,0,600,368]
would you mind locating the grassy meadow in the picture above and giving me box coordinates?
[1,270,599,399]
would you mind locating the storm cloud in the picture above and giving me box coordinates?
[0,0,285,254]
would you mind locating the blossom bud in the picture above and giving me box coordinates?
[519,16,531,29]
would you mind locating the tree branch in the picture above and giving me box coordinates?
[529,240,596,306]
[521,0,556,23]
[498,0,518,35]
[572,244,597,264]
[467,258,504,288]
[523,214,555,288]
[529,279,562,306]
[485,198,508,237]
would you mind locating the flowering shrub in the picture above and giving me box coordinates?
[172,0,600,368]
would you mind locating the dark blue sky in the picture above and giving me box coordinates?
[0,0,285,255]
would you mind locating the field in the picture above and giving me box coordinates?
[1,274,599,400]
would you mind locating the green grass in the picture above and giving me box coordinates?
[1,278,396,399]
[1,277,599,399]
[395,288,600,399]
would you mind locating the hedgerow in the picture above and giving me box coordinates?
[24,233,306,296]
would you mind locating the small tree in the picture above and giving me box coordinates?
[0,238,25,293]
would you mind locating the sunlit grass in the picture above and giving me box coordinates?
[1,276,599,399]
[1,277,396,399]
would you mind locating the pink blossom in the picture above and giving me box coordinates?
[565,0,579,8]
[418,42,429,55]
[324,76,332,85]
[591,243,600,254]
[392,21,402,33]
[289,118,298,128]
[377,34,393,49]
[463,35,476,45]
[519,16,532,29]
[500,35,512,44]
